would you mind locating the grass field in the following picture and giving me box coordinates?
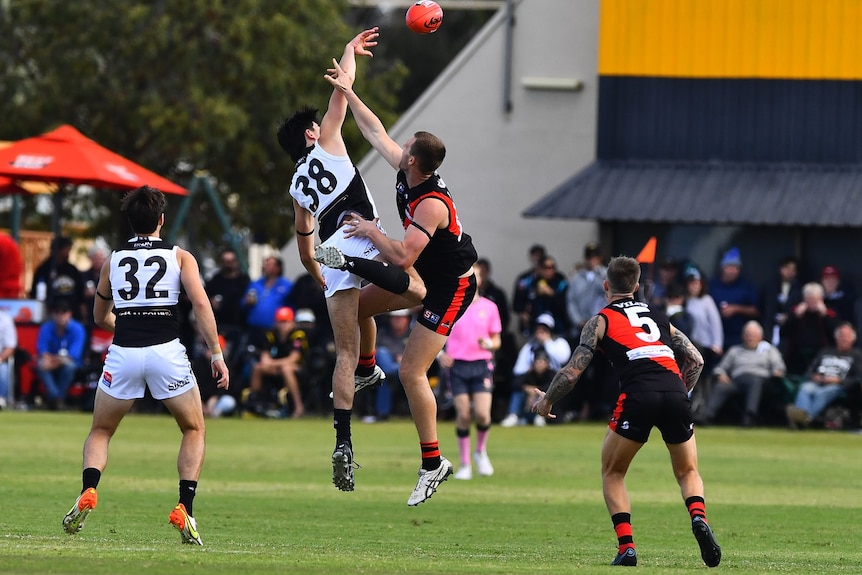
[1,411,860,574]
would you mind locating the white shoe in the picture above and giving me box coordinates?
[474,451,494,476]
[355,365,386,393]
[407,457,453,506]
[314,245,348,270]
[453,466,472,480]
[533,416,547,427]
[500,413,519,428]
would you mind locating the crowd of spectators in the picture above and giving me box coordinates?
[3,233,862,431]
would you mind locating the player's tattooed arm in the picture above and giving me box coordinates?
[670,326,704,392]
[543,315,602,405]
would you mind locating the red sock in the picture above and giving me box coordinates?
[611,512,635,553]
[686,496,707,522]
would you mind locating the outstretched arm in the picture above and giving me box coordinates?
[532,314,605,418]
[324,58,402,170]
[319,27,379,154]
[669,324,704,392]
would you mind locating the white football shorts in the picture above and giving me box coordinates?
[321,222,386,298]
[98,338,198,400]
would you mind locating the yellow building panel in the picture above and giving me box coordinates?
[599,0,862,79]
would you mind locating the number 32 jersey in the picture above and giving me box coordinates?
[109,237,182,347]
[289,144,379,242]
[598,298,685,394]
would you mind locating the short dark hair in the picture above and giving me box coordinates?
[276,106,319,163]
[410,131,446,174]
[606,256,640,294]
[121,185,166,235]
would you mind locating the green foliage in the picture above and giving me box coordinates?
[0,0,405,244]
[1,413,861,574]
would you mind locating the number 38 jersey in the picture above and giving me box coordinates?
[109,237,182,348]
[289,144,379,242]
[598,298,685,394]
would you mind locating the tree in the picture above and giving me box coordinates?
[0,0,405,246]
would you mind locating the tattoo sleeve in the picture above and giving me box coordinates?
[670,329,704,391]
[544,316,600,405]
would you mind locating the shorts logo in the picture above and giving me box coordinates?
[423,310,440,324]
[102,371,113,387]
[168,377,192,391]
[620,421,630,430]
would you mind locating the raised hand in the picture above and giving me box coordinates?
[350,27,379,58]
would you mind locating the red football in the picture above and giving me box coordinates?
[406,1,443,34]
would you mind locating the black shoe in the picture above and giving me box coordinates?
[692,517,721,567]
[611,547,637,566]
[332,443,358,492]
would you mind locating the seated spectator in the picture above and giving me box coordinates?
[361,309,415,422]
[696,321,785,428]
[506,349,555,428]
[243,306,307,418]
[786,322,862,429]
[30,236,85,318]
[501,314,571,427]
[781,282,839,376]
[35,300,86,410]
[0,309,16,409]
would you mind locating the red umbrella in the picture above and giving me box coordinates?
[0,125,188,235]
[0,125,187,195]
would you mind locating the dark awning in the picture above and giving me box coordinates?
[523,161,862,227]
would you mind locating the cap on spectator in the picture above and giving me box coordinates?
[584,242,601,259]
[660,256,679,269]
[52,235,73,251]
[275,307,294,322]
[49,299,72,313]
[821,265,840,279]
[720,247,742,268]
[295,308,316,323]
[529,244,546,257]
[683,264,701,281]
[535,313,555,331]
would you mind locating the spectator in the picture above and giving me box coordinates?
[781,282,839,376]
[786,322,862,429]
[244,306,307,418]
[665,282,694,336]
[35,299,86,410]
[285,272,331,344]
[820,265,855,325]
[515,255,569,338]
[241,256,292,338]
[0,308,16,409]
[683,266,724,385]
[648,257,681,312]
[501,314,571,427]
[567,242,607,339]
[696,321,785,427]
[708,247,760,349]
[205,248,251,373]
[506,349,555,428]
[363,309,414,422]
[30,236,85,318]
[761,257,803,347]
[0,231,23,298]
[80,240,110,334]
[512,244,546,337]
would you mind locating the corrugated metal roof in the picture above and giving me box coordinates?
[523,161,862,227]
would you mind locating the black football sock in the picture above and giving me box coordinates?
[334,408,352,446]
[344,256,411,295]
[82,467,101,493]
[179,480,197,516]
